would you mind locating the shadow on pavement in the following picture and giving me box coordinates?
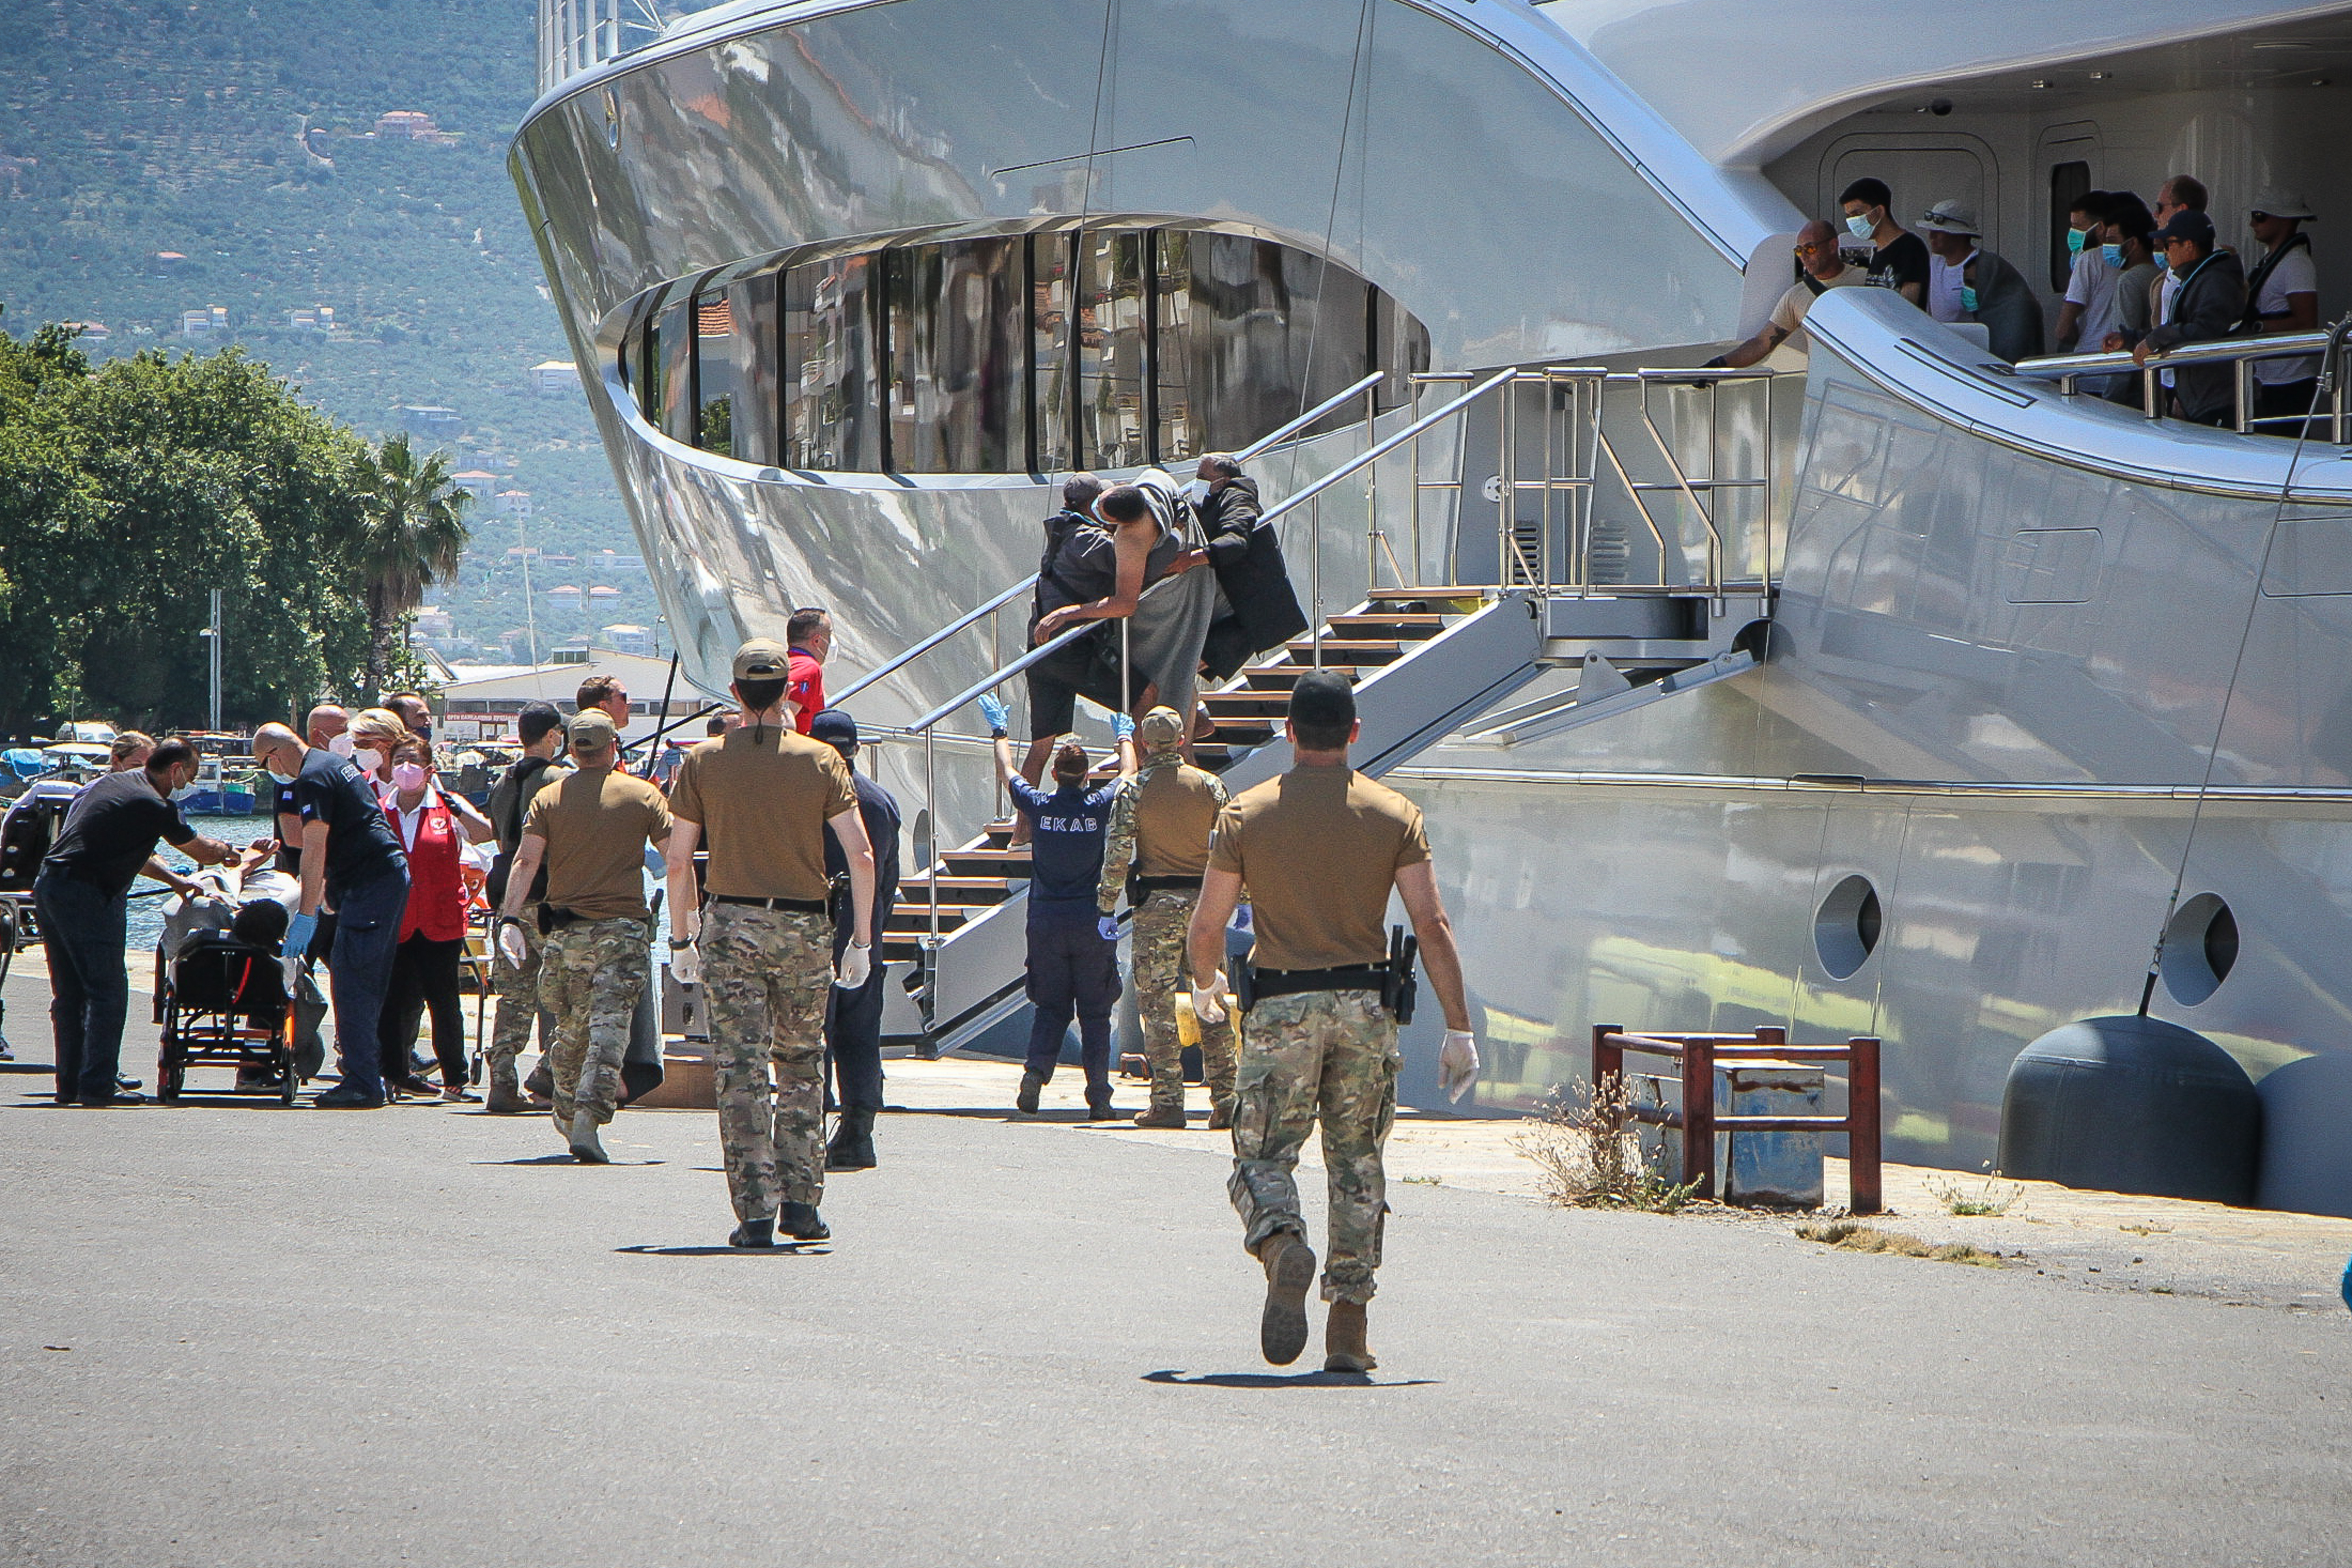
[1140,1369,1434,1389]
[614,1244,832,1257]
[473,1154,669,1167]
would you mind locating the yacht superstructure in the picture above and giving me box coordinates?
[511,0,2352,1215]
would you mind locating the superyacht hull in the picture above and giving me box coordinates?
[512,0,2352,1215]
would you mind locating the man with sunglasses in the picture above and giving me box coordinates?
[1706,219,1861,369]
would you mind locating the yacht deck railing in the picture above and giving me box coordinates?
[2013,323,2346,441]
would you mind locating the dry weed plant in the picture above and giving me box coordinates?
[1514,1073,1700,1213]
[1925,1175,2025,1217]
[1796,1219,2003,1267]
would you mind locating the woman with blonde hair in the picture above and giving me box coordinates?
[378,733,494,1099]
[347,708,411,802]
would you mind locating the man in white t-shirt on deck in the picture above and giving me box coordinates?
[1705,220,1864,369]
[2242,190,2321,434]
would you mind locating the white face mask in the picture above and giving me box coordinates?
[168,779,199,802]
[352,747,384,776]
[266,767,297,787]
[326,733,355,759]
[1845,213,1875,241]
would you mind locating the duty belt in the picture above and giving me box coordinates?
[1238,926,1419,1024]
[709,893,829,914]
[1127,873,1199,899]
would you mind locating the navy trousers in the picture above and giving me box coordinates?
[1022,920,1120,1106]
[326,867,409,1100]
[825,892,895,1113]
[33,869,130,1104]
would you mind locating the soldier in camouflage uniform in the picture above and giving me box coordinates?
[1097,706,1235,1128]
[481,702,569,1113]
[494,709,672,1164]
[664,640,876,1249]
[1186,673,1479,1374]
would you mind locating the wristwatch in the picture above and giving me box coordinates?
[669,937,694,950]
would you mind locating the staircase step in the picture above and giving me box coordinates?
[942,847,1034,874]
[1367,586,1492,605]
[1326,613,1449,638]
[1283,640,1404,666]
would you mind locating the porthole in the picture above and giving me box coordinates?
[2160,892,2238,1007]
[1814,874,1882,981]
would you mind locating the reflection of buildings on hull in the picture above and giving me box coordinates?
[513,0,2352,1214]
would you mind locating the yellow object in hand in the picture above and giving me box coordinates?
[1175,991,1200,1048]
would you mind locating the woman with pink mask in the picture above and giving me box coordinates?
[379,733,496,1100]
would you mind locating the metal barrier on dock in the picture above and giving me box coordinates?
[1590,1024,1883,1214]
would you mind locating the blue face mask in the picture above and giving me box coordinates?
[1845,213,1875,241]
[2067,226,2088,256]
[2100,242,2124,268]
[1960,285,1980,313]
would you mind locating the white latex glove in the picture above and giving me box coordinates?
[670,941,700,988]
[1438,1030,1480,1104]
[1192,971,1228,1026]
[496,920,529,970]
[835,939,872,991]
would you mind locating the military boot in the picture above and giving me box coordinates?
[779,1202,831,1241]
[524,1055,554,1107]
[1257,1230,1317,1366]
[1324,1300,1376,1374]
[567,1111,609,1164]
[1015,1072,1045,1115]
[484,1060,529,1115]
[1207,1097,1236,1132]
[729,1217,776,1249]
[1132,1102,1187,1129]
[825,1108,878,1171]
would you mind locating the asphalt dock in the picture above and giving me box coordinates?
[4,951,2349,1566]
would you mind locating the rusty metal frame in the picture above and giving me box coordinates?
[1590,1024,1882,1214]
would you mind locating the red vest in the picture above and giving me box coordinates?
[387,791,468,943]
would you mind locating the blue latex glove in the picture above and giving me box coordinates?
[1097,914,1119,943]
[977,693,1010,736]
[284,911,318,960]
[1112,712,1135,740]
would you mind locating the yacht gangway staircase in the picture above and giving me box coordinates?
[847,364,1792,1053]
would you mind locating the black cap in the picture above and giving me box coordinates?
[516,701,563,745]
[810,708,858,755]
[1287,671,1356,731]
[2151,209,2216,248]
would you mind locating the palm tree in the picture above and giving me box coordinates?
[358,432,472,695]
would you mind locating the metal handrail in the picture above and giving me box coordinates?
[827,370,1386,710]
[1255,369,1515,533]
[2014,328,2335,380]
[2013,319,2346,439]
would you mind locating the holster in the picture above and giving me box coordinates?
[1382,925,1420,1025]
[1233,961,1257,1015]
[537,905,581,935]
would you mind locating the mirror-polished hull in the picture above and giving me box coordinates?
[514,0,2352,1214]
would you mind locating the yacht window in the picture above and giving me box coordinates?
[2048,160,2091,291]
[662,224,1428,475]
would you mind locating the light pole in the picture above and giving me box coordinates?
[198,588,223,733]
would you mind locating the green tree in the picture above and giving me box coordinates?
[357,431,473,698]
[0,316,379,735]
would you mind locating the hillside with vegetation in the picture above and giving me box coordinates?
[0,0,659,665]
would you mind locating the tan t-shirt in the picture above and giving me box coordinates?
[1767,263,1865,352]
[1207,761,1430,971]
[667,726,857,901]
[522,766,672,921]
[1136,761,1226,878]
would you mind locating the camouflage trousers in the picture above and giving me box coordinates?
[1131,890,1236,1116]
[486,903,545,1089]
[537,917,651,1129]
[703,902,836,1221]
[1228,989,1399,1305]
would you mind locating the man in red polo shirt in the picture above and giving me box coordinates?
[785,606,830,736]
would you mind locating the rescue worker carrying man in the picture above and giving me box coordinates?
[1187,672,1480,1374]
[1098,705,1235,1129]
[495,710,672,1163]
[664,640,877,1249]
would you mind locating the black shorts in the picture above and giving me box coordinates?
[1022,630,1143,741]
